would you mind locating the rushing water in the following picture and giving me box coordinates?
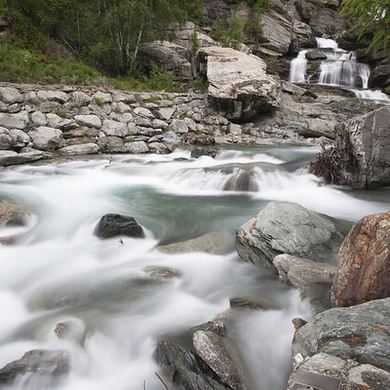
[289,38,390,103]
[0,147,389,390]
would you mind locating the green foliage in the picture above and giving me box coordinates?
[341,0,390,54]
[190,29,199,56]
[212,13,246,50]
[244,19,263,42]
[224,0,269,12]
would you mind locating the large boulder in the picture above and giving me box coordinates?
[0,350,70,388]
[93,214,145,239]
[309,106,390,188]
[333,211,390,307]
[236,202,347,270]
[199,46,281,122]
[369,64,390,90]
[290,298,390,388]
[29,126,63,151]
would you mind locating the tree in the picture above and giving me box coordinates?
[341,0,390,54]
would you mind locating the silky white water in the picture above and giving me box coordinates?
[0,146,389,390]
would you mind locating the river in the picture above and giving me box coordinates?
[0,146,389,390]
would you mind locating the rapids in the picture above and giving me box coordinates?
[0,146,389,390]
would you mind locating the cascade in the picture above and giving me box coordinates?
[289,38,390,103]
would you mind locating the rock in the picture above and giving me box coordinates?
[0,127,13,149]
[236,202,347,270]
[158,107,175,121]
[144,266,181,279]
[46,113,63,128]
[228,123,242,135]
[29,126,63,151]
[292,298,390,369]
[369,64,390,89]
[74,114,102,128]
[0,149,52,166]
[348,364,390,389]
[155,339,229,390]
[199,46,281,122]
[0,87,24,104]
[134,107,154,118]
[162,130,181,146]
[0,112,28,129]
[0,201,28,227]
[59,143,99,156]
[157,231,234,255]
[37,90,69,103]
[191,148,218,158]
[193,330,243,390]
[92,91,112,104]
[281,81,310,96]
[125,141,149,154]
[229,297,279,311]
[31,111,48,126]
[0,350,70,388]
[98,136,125,153]
[148,142,170,154]
[309,106,390,188]
[94,214,145,239]
[138,41,192,79]
[292,318,307,331]
[274,254,336,312]
[169,119,189,134]
[152,119,168,129]
[333,211,390,307]
[101,119,128,137]
[305,50,327,61]
[10,129,31,149]
[70,91,91,106]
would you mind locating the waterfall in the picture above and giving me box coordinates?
[289,38,390,103]
[289,50,308,83]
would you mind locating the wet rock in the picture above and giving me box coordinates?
[223,169,258,192]
[333,211,390,307]
[309,106,390,188]
[306,50,327,61]
[157,231,234,255]
[29,126,63,151]
[199,46,281,122]
[0,350,70,388]
[144,266,181,279]
[229,297,279,311]
[94,214,145,239]
[0,149,52,166]
[236,202,347,270]
[54,317,87,346]
[0,201,28,227]
[191,148,218,159]
[292,298,390,372]
[193,330,243,390]
[369,64,390,89]
[274,254,336,312]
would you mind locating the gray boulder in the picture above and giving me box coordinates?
[59,143,99,156]
[0,112,28,129]
[29,126,63,151]
[292,298,390,370]
[310,106,390,188]
[0,350,70,388]
[94,214,145,239]
[369,64,390,89]
[199,46,281,122]
[236,202,347,270]
[0,127,14,149]
[0,87,24,104]
[101,119,128,137]
[74,114,102,128]
[125,141,149,154]
[0,149,52,167]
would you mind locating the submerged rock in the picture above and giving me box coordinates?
[143,265,181,279]
[0,201,29,227]
[229,296,279,311]
[236,202,347,270]
[191,148,218,159]
[157,231,234,255]
[333,211,390,307]
[310,106,390,188]
[93,214,145,239]
[0,350,70,388]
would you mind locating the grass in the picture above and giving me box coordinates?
[0,40,183,93]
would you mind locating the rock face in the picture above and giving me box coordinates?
[93,214,145,239]
[0,350,70,388]
[236,202,347,270]
[290,298,390,388]
[369,64,390,90]
[199,46,281,122]
[310,106,390,188]
[274,254,336,312]
[333,211,390,307]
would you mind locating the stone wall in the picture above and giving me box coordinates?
[0,84,233,166]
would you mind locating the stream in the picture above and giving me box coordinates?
[0,146,389,390]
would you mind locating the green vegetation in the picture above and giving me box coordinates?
[341,0,390,54]
[212,13,246,50]
[224,0,269,12]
